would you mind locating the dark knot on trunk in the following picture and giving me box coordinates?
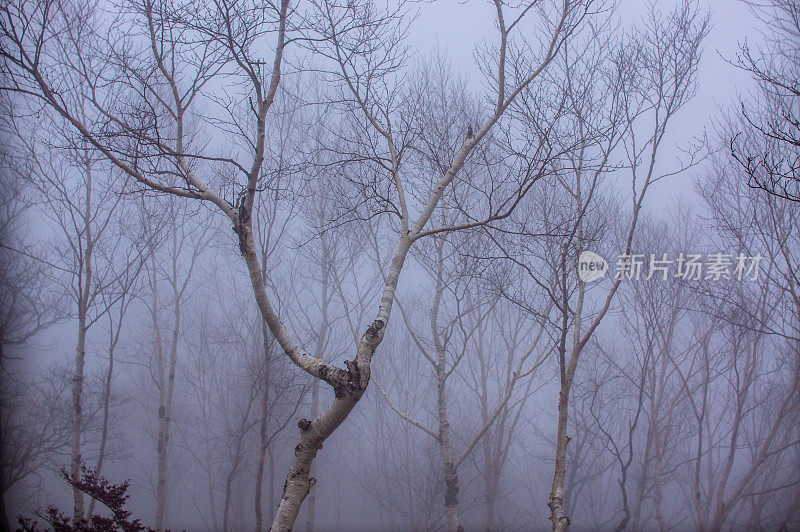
[444,462,459,506]
[363,319,385,343]
[298,418,312,431]
[233,195,251,256]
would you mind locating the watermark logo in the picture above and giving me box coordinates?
[577,251,762,282]
[577,250,609,282]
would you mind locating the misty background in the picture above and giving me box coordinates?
[1,0,798,530]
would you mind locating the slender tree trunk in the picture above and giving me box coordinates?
[429,239,462,532]
[477,323,498,532]
[548,384,572,532]
[268,447,275,523]
[155,288,179,530]
[71,151,94,522]
[87,343,114,518]
[255,322,272,532]
[204,401,219,531]
[653,446,667,532]
[482,415,499,532]
[614,466,631,532]
[151,233,182,532]
[149,257,165,530]
[549,298,579,531]
[88,319,123,517]
[484,470,497,532]
[222,457,235,531]
[629,424,653,530]
[224,388,258,531]
[306,261,330,532]
[223,424,247,532]
[437,369,461,532]
[71,316,87,522]
[652,349,673,532]
[255,408,268,532]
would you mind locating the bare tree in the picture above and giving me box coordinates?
[570,211,701,531]
[87,237,146,519]
[686,140,800,531]
[139,199,207,531]
[730,0,800,202]
[483,4,708,529]
[1,0,598,527]
[380,228,550,531]
[11,108,147,522]
[0,106,62,530]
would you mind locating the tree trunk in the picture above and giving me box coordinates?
[152,235,182,532]
[548,387,571,532]
[255,322,272,532]
[484,473,497,532]
[70,318,87,522]
[270,392,360,531]
[155,293,178,530]
[223,423,247,532]
[150,257,166,530]
[549,259,589,532]
[266,225,409,531]
[305,380,320,532]
[88,320,122,518]
[268,447,275,522]
[438,374,461,532]
[306,264,330,532]
[436,360,461,532]
[430,239,462,532]
[71,151,94,522]
[87,343,113,518]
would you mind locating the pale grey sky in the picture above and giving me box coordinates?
[410,0,759,205]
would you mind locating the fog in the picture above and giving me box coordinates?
[1,0,798,531]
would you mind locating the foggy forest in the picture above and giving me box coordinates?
[1,0,799,530]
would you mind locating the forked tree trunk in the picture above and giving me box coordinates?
[266,235,411,531]
[268,316,386,530]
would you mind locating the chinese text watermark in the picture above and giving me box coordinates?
[577,251,762,283]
